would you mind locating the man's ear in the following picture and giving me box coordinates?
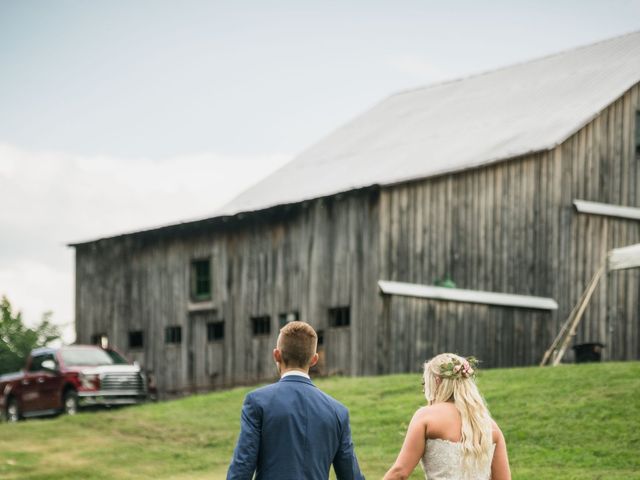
[309,352,319,368]
[273,348,282,364]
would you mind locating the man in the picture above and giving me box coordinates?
[227,321,365,480]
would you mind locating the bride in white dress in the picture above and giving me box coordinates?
[383,353,511,480]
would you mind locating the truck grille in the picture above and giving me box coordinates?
[101,373,144,392]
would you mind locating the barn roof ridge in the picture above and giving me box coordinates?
[390,28,640,99]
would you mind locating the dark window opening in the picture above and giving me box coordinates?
[317,330,325,346]
[207,321,225,341]
[165,325,182,344]
[328,306,351,328]
[128,330,144,349]
[278,311,300,328]
[252,316,271,336]
[191,259,211,301]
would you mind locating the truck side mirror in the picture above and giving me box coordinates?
[41,359,58,372]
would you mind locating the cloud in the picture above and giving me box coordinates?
[0,143,290,343]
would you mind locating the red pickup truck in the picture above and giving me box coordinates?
[0,345,149,422]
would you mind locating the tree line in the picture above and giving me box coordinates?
[0,296,61,375]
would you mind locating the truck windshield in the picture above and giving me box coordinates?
[60,348,121,367]
[104,349,129,365]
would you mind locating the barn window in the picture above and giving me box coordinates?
[207,321,225,341]
[251,316,271,336]
[278,311,300,328]
[191,259,211,301]
[316,329,325,346]
[128,330,144,349]
[636,110,640,156]
[328,306,351,328]
[165,325,182,344]
[90,333,109,348]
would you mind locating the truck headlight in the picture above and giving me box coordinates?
[79,373,99,389]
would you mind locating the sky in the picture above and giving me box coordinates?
[1,0,639,342]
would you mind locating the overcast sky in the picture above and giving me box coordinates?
[1,0,639,342]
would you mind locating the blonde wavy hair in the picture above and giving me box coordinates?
[423,353,493,477]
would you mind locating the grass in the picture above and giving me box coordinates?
[0,362,639,479]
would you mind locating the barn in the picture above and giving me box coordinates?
[70,32,640,396]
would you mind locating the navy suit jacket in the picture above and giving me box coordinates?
[227,375,365,480]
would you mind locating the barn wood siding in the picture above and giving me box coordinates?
[378,83,640,367]
[75,190,380,394]
[379,297,547,371]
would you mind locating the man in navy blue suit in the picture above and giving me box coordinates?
[227,321,365,480]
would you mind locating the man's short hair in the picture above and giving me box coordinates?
[278,321,318,368]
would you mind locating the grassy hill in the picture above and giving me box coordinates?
[1,362,639,479]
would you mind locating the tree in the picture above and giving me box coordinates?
[0,296,61,375]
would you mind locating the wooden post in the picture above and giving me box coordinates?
[541,261,606,366]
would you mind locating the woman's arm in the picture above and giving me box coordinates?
[382,408,428,480]
[491,423,511,480]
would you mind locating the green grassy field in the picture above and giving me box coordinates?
[0,362,639,479]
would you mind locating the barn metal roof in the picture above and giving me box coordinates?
[218,30,640,216]
[573,199,640,221]
[608,243,640,271]
[378,280,558,310]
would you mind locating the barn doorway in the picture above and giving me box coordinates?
[188,310,225,391]
[323,306,352,375]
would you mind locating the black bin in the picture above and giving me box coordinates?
[572,343,605,363]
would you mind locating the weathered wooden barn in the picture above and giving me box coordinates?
[71,32,640,395]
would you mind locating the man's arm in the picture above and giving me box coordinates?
[333,408,365,480]
[227,393,262,480]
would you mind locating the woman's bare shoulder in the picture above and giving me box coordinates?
[417,402,455,417]
[412,405,431,421]
[410,404,446,423]
[417,402,460,426]
[425,402,458,414]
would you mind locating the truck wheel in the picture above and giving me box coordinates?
[6,397,20,423]
[63,390,78,416]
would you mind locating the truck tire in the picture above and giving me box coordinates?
[63,389,78,416]
[6,397,20,423]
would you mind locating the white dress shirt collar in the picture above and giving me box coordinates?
[281,370,311,380]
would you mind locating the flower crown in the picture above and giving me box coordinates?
[437,356,479,380]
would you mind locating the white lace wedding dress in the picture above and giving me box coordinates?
[420,439,495,480]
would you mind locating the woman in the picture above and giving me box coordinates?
[383,353,511,480]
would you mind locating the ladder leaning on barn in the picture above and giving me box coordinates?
[540,243,640,366]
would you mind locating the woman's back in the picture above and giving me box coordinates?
[420,402,495,480]
[422,439,495,480]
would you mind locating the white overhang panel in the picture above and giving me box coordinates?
[608,243,640,271]
[573,200,640,221]
[378,280,558,310]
